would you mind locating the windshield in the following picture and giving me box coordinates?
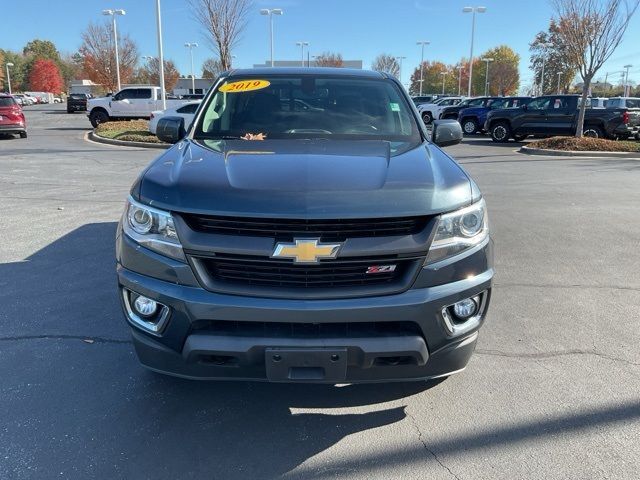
[0,97,16,107]
[194,75,422,148]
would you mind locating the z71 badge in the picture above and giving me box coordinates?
[366,265,397,274]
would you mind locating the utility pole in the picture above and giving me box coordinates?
[184,42,198,94]
[416,41,430,96]
[260,8,283,67]
[623,64,633,97]
[463,6,486,97]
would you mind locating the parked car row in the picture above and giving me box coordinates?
[417,94,640,142]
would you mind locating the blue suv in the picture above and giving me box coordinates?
[458,97,531,135]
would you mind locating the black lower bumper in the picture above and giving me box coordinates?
[132,328,478,383]
[0,124,26,134]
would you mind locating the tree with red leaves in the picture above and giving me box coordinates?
[29,58,64,93]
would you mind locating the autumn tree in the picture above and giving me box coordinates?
[473,45,520,96]
[0,49,28,91]
[79,21,139,92]
[29,58,63,93]
[202,58,224,79]
[530,21,578,94]
[314,52,344,68]
[371,54,400,78]
[189,0,252,71]
[134,58,180,90]
[553,0,639,137]
[408,61,458,95]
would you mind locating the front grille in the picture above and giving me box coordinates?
[194,253,418,290]
[191,320,423,339]
[181,214,428,241]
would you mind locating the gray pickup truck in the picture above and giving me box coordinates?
[485,94,640,142]
[116,68,493,383]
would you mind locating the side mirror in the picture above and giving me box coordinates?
[431,119,463,147]
[156,116,186,144]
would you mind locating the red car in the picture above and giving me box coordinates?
[0,94,27,138]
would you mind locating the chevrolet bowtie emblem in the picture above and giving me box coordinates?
[272,239,342,264]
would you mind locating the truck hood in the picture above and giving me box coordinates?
[136,138,472,218]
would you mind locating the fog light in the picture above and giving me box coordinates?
[453,297,478,319]
[133,295,157,317]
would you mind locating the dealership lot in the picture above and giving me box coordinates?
[1,104,639,479]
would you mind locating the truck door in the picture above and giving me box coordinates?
[517,97,552,134]
[132,88,154,116]
[110,89,137,116]
[545,96,574,135]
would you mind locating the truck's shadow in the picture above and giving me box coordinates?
[0,222,438,478]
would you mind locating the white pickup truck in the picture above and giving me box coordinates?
[87,86,190,127]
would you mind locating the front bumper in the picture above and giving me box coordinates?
[117,232,493,383]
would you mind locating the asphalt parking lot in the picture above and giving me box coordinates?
[1,104,639,480]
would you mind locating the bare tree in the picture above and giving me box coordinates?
[314,52,344,68]
[189,0,252,71]
[553,0,639,137]
[79,21,138,92]
[202,58,224,79]
[371,54,400,78]
[135,58,180,90]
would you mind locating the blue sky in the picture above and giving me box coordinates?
[2,0,640,88]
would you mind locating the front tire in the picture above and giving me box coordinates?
[583,126,604,138]
[490,122,511,143]
[89,109,109,128]
[461,118,478,135]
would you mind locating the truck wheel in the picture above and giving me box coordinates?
[89,110,109,128]
[490,122,511,142]
[461,118,478,135]
[421,111,433,124]
[583,126,604,139]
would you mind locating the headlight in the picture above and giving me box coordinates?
[122,196,185,261]
[425,198,489,264]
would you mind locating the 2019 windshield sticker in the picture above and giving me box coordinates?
[219,80,271,93]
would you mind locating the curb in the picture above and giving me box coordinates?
[520,145,640,159]
[88,131,170,149]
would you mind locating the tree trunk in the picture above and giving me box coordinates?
[575,76,592,138]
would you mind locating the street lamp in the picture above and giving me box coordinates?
[396,56,407,83]
[155,0,166,109]
[260,8,283,67]
[5,62,13,94]
[623,64,633,97]
[184,42,199,94]
[463,6,486,97]
[456,65,464,96]
[440,71,447,95]
[481,57,494,96]
[557,71,562,93]
[296,41,309,67]
[416,41,430,96]
[102,8,126,92]
[230,54,237,68]
[538,42,551,95]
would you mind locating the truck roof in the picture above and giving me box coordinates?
[223,67,386,78]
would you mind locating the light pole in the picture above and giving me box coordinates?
[456,65,464,96]
[416,41,430,96]
[440,71,447,95]
[396,56,407,83]
[296,41,309,67]
[557,72,562,93]
[5,62,13,94]
[260,8,283,67]
[230,54,237,68]
[463,6,486,97]
[184,42,199,94]
[102,9,126,92]
[481,57,494,96]
[155,0,166,109]
[142,55,154,84]
[623,64,633,97]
